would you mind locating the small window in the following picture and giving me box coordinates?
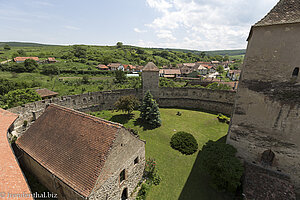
[134,157,139,165]
[292,67,299,77]
[261,149,275,166]
[120,169,126,183]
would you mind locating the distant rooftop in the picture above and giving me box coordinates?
[255,0,300,27]
[35,88,58,98]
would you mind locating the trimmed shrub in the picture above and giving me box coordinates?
[170,131,198,155]
[199,140,244,193]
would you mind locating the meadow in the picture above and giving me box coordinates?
[91,108,233,200]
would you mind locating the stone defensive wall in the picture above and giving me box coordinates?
[8,89,140,136]
[157,87,235,115]
[8,87,235,136]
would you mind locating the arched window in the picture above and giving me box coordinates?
[292,67,299,77]
[121,188,128,200]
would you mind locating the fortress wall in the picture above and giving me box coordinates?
[8,87,235,136]
[157,87,235,115]
[8,89,140,136]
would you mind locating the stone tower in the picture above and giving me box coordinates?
[227,0,300,195]
[142,62,160,96]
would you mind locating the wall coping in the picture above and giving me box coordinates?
[0,108,33,199]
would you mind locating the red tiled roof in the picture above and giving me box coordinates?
[205,65,213,69]
[107,63,121,68]
[16,104,123,197]
[14,57,39,62]
[197,62,211,65]
[162,69,181,75]
[47,57,56,61]
[35,88,58,98]
[0,109,33,200]
[182,63,195,67]
[96,64,109,69]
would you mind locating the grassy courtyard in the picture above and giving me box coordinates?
[91,108,233,200]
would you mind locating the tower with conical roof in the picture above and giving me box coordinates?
[227,0,300,196]
[142,62,160,96]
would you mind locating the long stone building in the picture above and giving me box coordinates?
[16,104,145,200]
[227,0,300,198]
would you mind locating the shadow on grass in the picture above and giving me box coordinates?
[133,118,156,131]
[178,136,238,200]
[109,114,134,124]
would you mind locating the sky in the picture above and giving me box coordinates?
[0,0,279,51]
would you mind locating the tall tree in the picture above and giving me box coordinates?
[114,70,127,83]
[116,42,123,48]
[72,45,87,58]
[24,59,38,72]
[139,91,161,128]
[3,44,11,50]
[114,95,139,114]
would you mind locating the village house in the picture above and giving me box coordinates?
[35,88,58,99]
[197,65,208,75]
[16,104,145,200]
[107,63,123,71]
[182,63,196,68]
[96,64,109,70]
[180,65,193,76]
[135,65,144,72]
[46,57,57,63]
[226,70,241,81]
[211,60,220,65]
[123,64,136,72]
[13,57,39,63]
[159,69,181,78]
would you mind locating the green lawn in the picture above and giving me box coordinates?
[91,108,233,200]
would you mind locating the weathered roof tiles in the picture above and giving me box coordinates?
[16,104,123,197]
[255,0,300,27]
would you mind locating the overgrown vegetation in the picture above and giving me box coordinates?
[1,88,42,109]
[206,82,232,90]
[170,131,198,155]
[199,140,244,193]
[136,158,161,200]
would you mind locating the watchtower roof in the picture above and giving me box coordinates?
[143,62,159,72]
[255,0,300,27]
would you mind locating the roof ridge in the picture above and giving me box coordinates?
[48,104,123,129]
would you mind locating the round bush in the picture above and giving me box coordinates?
[170,131,198,155]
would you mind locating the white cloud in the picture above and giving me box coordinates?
[145,0,278,50]
[134,28,147,33]
[64,25,80,31]
[156,30,176,40]
[146,0,172,12]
